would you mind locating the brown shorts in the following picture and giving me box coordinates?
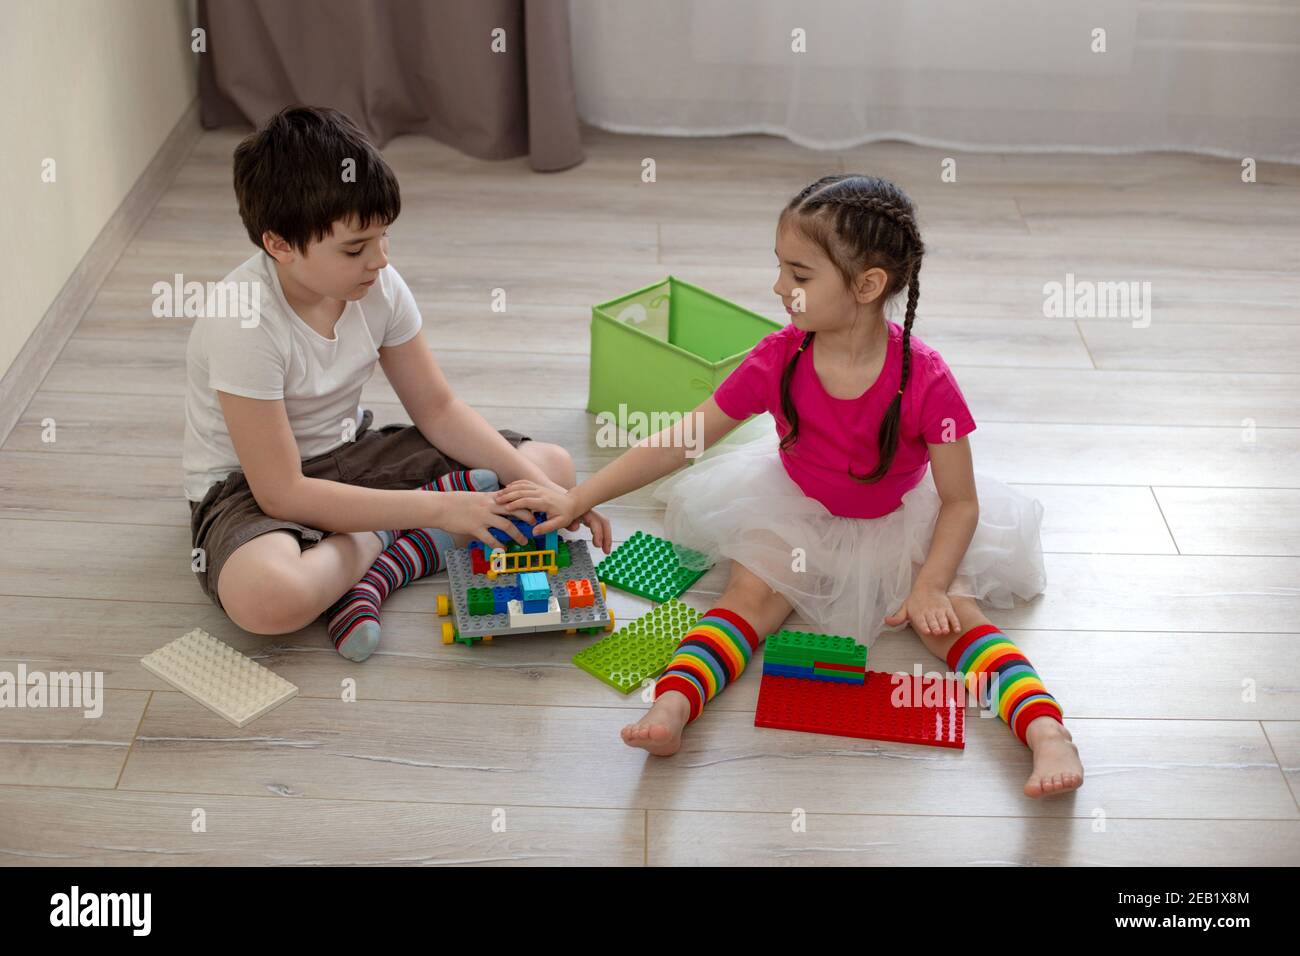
[189,407,531,612]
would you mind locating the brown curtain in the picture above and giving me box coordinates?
[196,0,584,172]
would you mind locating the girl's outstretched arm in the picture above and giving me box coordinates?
[496,397,743,547]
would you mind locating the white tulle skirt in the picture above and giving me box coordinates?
[654,417,1047,647]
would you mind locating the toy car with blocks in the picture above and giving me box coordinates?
[436,512,615,646]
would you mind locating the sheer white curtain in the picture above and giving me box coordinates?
[569,0,1300,161]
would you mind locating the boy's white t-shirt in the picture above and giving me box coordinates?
[182,250,423,502]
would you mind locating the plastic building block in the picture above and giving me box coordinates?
[491,585,517,613]
[140,628,298,728]
[522,598,549,613]
[754,670,965,749]
[557,539,571,568]
[565,578,594,608]
[596,530,711,603]
[519,571,550,603]
[764,629,867,670]
[466,587,494,617]
[488,511,552,547]
[811,671,863,686]
[509,596,561,628]
[471,547,489,575]
[439,537,612,644]
[572,599,701,693]
[763,662,862,684]
[487,547,557,578]
[490,515,535,546]
[762,630,867,686]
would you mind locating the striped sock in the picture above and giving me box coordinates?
[946,623,1063,746]
[329,528,455,661]
[364,471,494,556]
[654,608,760,722]
[429,468,498,492]
[329,470,498,662]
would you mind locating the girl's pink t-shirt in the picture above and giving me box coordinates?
[712,321,976,519]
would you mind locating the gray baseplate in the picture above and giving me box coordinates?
[445,538,613,639]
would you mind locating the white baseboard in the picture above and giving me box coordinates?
[0,97,203,447]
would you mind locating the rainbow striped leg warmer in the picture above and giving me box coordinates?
[654,608,760,722]
[946,623,1064,745]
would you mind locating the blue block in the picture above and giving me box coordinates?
[490,515,537,545]
[763,662,814,679]
[522,598,548,614]
[821,673,865,685]
[518,571,550,603]
[492,585,517,613]
[762,662,864,685]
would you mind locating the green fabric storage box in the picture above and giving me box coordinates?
[587,277,783,420]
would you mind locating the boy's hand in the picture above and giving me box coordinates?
[430,491,535,551]
[495,480,613,554]
[884,584,961,638]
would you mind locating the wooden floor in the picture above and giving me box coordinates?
[2,126,1299,866]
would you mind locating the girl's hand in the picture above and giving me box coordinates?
[495,479,613,554]
[884,584,961,638]
[428,491,535,551]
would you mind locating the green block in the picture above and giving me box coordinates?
[813,666,865,682]
[466,586,494,617]
[596,531,711,603]
[767,629,867,668]
[764,653,820,669]
[762,645,820,661]
[572,599,701,694]
[557,540,571,569]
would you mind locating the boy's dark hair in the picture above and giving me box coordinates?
[232,105,401,254]
[777,174,926,483]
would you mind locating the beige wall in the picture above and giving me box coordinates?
[0,0,197,381]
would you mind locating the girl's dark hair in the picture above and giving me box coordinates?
[232,105,401,254]
[777,174,925,483]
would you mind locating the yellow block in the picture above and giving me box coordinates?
[487,548,557,578]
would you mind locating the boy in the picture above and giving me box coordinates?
[184,106,608,661]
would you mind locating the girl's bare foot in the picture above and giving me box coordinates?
[621,690,692,756]
[1023,717,1084,798]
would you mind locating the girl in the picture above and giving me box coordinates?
[500,175,1083,798]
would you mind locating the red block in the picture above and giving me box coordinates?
[566,578,594,608]
[754,670,965,749]
[813,660,867,674]
[471,549,489,575]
